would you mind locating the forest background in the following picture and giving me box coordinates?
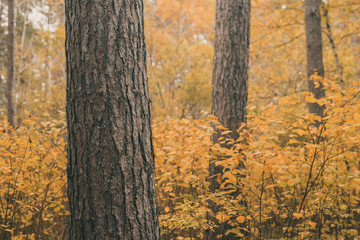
[0,0,359,239]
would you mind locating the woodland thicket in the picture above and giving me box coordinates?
[0,0,359,239]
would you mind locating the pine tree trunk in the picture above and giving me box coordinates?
[6,0,15,127]
[211,0,250,139]
[65,0,160,239]
[305,0,325,117]
[209,0,250,239]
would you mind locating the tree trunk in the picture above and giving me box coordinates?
[6,0,15,127]
[211,0,250,140]
[305,0,325,117]
[322,3,344,90]
[209,0,250,239]
[65,0,160,239]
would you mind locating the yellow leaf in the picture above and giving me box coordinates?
[23,119,37,125]
[221,130,232,135]
[294,129,306,136]
[224,172,237,183]
[279,96,293,105]
[349,229,358,236]
[217,174,222,184]
[354,113,360,122]
[287,178,298,187]
[236,216,246,224]
[309,221,317,229]
[305,95,318,104]
[293,213,302,219]
[216,212,230,223]
[265,184,277,189]
[216,125,227,130]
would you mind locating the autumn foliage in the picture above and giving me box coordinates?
[153,79,360,239]
[1,82,359,239]
[0,116,67,239]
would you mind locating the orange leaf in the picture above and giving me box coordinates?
[293,213,302,219]
[236,216,246,224]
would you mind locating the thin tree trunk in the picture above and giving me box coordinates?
[0,0,4,97]
[45,2,52,99]
[6,0,16,127]
[305,0,325,117]
[322,3,344,90]
[65,0,160,239]
[209,0,251,239]
[16,0,29,125]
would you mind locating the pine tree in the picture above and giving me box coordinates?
[209,0,251,238]
[65,0,160,238]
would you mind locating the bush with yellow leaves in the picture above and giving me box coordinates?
[0,117,68,240]
[154,79,360,239]
[0,80,359,240]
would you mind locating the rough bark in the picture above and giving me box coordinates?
[209,0,250,239]
[6,0,15,127]
[305,0,325,117]
[65,0,160,239]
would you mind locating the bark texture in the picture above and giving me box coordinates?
[305,0,325,117]
[211,0,250,140]
[210,0,250,190]
[65,0,160,239]
[209,0,250,239]
[6,0,15,127]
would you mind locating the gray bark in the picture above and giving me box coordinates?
[209,0,251,239]
[6,0,15,127]
[65,0,160,239]
[305,0,325,117]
